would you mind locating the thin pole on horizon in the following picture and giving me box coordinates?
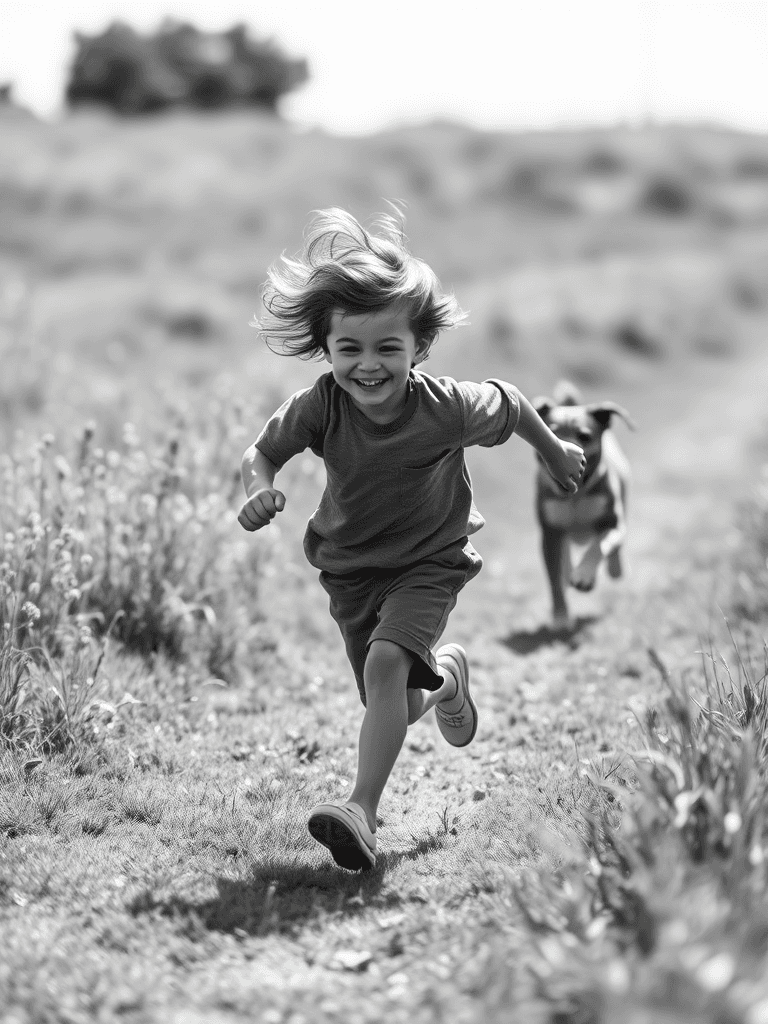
[639,0,658,124]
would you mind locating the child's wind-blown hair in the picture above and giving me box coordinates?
[254,207,467,360]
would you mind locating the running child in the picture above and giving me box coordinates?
[238,208,586,872]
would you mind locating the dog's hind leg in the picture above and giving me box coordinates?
[604,475,627,579]
[607,546,623,578]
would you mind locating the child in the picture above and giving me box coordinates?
[239,208,585,872]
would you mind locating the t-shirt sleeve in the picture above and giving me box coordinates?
[253,381,326,469]
[457,378,521,448]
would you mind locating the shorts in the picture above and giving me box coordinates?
[319,539,482,705]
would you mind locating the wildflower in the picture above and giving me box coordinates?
[78,422,96,467]
[54,455,71,480]
[172,494,193,524]
[140,494,158,517]
[28,582,40,599]
[122,422,139,448]
[723,811,742,834]
[106,450,121,469]
[80,554,93,572]
[22,601,41,623]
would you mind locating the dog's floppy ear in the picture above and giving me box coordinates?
[532,395,553,421]
[586,402,636,431]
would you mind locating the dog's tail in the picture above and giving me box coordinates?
[552,380,582,406]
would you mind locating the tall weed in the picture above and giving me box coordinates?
[0,399,262,684]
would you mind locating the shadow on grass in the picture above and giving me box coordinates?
[126,836,444,937]
[501,615,598,654]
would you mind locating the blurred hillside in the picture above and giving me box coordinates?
[1,110,768,454]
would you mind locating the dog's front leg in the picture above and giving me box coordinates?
[598,525,624,579]
[570,538,603,591]
[541,525,570,627]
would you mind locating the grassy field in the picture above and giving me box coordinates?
[2,107,768,1022]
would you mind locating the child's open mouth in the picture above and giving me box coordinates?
[354,379,387,390]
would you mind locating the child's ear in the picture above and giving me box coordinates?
[413,338,431,364]
[322,348,331,364]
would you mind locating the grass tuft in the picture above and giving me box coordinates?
[513,635,768,1019]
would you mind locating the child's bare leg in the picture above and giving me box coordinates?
[347,639,412,833]
[406,665,457,724]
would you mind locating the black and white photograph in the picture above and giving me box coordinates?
[2,1,768,1020]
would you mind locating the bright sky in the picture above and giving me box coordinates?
[1,0,767,135]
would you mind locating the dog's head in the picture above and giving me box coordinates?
[533,382,635,487]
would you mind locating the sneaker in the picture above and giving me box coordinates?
[307,802,377,872]
[435,643,477,747]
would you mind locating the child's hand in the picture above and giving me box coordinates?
[545,441,586,494]
[238,488,286,531]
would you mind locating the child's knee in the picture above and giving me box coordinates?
[364,639,412,700]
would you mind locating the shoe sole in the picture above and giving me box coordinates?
[308,811,376,872]
[436,644,477,747]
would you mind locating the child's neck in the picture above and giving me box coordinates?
[356,393,408,425]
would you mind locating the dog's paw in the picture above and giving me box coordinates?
[570,546,601,591]
[552,610,572,631]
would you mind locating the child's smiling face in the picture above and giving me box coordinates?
[324,307,426,423]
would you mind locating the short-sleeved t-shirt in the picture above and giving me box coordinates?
[254,369,520,574]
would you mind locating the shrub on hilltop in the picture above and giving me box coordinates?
[64,19,308,115]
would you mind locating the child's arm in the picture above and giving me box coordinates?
[514,391,585,494]
[238,445,286,531]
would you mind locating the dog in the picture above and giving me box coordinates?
[533,381,635,628]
